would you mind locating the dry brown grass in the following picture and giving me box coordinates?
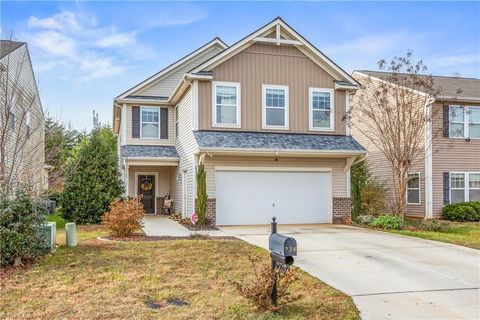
[0,226,359,320]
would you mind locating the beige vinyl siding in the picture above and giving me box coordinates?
[198,42,347,135]
[432,102,480,216]
[172,88,198,216]
[351,73,426,217]
[203,155,348,198]
[134,45,224,97]
[1,44,45,193]
[127,166,172,197]
[124,104,175,146]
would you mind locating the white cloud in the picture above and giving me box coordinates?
[28,11,81,32]
[26,10,132,82]
[95,31,136,48]
[79,57,126,81]
[31,30,76,56]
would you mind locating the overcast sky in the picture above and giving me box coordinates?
[2,1,479,130]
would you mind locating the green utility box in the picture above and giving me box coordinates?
[41,222,57,253]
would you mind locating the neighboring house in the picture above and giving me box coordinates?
[112,18,366,225]
[0,40,47,193]
[352,70,480,218]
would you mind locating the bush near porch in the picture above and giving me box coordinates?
[0,226,360,320]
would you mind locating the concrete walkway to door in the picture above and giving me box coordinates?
[143,215,190,236]
[219,224,480,320]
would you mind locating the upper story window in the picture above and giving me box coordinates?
[140,106,160,138]
[26,111,31,138]
[448,106,480,139]
[450,172,480,203]
[309,88,334,131]
[175,105,179,138]
[213,82,240,128]
[406,173,420,204]
[262,85,289,129]
[9,94,16,130]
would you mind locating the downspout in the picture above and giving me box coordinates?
[424,96,436,219]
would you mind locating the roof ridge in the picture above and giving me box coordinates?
[355,70,480,81]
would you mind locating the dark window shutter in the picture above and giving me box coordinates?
[132,106,140,138]
[160,107,168,139]
[443,105,449,137]
[443,172,450,205]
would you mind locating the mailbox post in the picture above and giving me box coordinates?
[269,217,297,307]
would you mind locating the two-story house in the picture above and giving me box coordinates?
[0,40,47,193]
[112,18,366,225]
[352,70,480,218]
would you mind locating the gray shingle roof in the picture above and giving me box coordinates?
[194,131,366,152]
[1,40,25,59]
[121,145,178,158]
[357,70,480,99]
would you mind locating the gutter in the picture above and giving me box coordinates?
[436,96,480,103]
[197,147,366,157]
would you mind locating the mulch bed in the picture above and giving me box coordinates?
[100,234,236,242]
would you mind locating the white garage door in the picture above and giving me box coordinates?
[215,170,332,225]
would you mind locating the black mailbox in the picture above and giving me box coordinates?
[269,234,297,257]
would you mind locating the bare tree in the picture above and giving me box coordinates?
[349,52,441,218]
[0,39,45,194]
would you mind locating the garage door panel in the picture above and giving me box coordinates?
[215,170,331,225]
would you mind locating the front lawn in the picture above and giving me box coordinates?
[391,222,480,250]
[0,226,359,320]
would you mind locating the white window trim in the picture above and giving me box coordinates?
[140,106,160,139]
[406,172,421,205]
[309,87,335,132]
[212,81,241,128]
[174,104,179,139]
[449,172,480,203]
[449,105,480,139]
[262,84,289,130]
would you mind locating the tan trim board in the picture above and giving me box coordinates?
[214,166,332,172]
[198,147,366,156]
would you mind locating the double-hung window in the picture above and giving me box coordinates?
[450,172,480,203]
[406,173,421,204]
[140,106,160,138]
[449,106,480,139]
[309,88,334,131]
[175,105,179,138]
[262,85,289,129]
[213,82,240,128]
[26,111,31,138]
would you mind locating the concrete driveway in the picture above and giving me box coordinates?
[219,224,480,320]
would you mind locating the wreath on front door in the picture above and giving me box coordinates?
[140,178,153,191]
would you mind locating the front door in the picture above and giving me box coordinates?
[138,175,155,213]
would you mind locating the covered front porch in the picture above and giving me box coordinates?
[121,145,179,214]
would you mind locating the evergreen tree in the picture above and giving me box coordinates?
[59,127,123,224]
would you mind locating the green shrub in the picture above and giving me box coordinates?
[355,214,375,225]
[418,219,449,232]
[442,202,480,222]
[0,187,47,266]
[372,215,403,230]
[47,212,66,229]
[196,163,207,225]
[60,128,123,224]
[360,182,387,215]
